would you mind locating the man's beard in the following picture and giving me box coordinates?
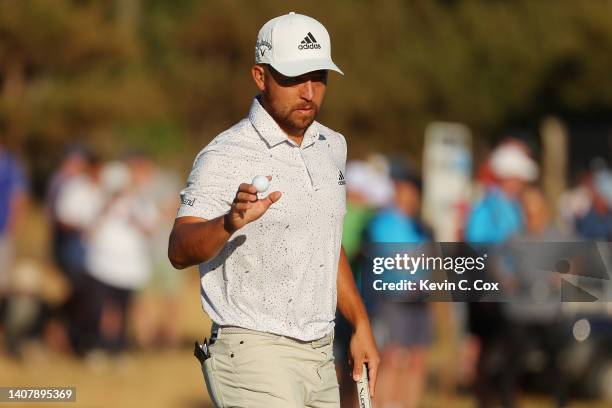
[260,93,320,134]
[280,104,318,133]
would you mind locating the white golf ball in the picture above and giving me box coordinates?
[252,175,269,193]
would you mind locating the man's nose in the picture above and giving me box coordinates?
[300,80,314,101]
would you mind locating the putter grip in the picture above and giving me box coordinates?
[356,363,373,408]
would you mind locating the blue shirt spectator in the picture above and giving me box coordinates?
[367,207,428,244]
[465,187,524,243]
[575,172,612,240]
[575,207,612,241]
[0,149,28,236]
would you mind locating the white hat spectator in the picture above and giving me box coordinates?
[101,161,131,194]
[346,160,393,207]
[490,144,539,182]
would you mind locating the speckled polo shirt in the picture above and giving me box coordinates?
[177,97,347,341]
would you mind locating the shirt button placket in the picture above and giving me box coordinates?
[298,147,317,190]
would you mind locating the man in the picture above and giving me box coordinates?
[466,141,539,243]
[365,159,432,408]
[168,12,379,408]
[575,169,612,240]
[50,148,100,284]
[508,187,569,408]
[465,141,539,408]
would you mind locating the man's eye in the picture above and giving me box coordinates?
[279,73,325,85]
[311,73,327,82]
[278,76,299,85]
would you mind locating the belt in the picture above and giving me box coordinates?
[210,323,334,347]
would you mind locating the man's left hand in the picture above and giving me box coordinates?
[348,323,380,398]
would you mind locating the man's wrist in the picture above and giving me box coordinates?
[223,212,237,235]
[352,316,372,334]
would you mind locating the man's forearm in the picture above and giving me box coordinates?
[337,247,371,331]
[169,181,281,270]
[168,214,234,269]
[337,247,380,392]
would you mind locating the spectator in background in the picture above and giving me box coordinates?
[574,169,612,240]
[53,153,104,285]
[466,142,539,243]
[0,138,28,354]
[46,146,92,281]
[45,147,94,352]
[52,152,104,354]
[85,161,157,356]
[125,152,182,348]
[558,171,592,234]
[506,187,570,408]
[342,158,393,263]
[465,142,539,408]
[366,158,432,408]
[518,187,571,242]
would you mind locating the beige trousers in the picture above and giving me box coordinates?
[201,326,340,408]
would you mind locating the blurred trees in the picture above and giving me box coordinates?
[1,0,612,188]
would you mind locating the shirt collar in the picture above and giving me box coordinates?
[248,97,320,149]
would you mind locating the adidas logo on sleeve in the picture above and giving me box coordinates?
[298,32,322,50]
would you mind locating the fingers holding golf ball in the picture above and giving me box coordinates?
[252,175,270,193]
[226,176,282,231]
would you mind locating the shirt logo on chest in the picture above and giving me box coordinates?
[338,170,346,186]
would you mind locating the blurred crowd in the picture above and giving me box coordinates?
[334,139,612,408]
[0,140,182,366]
[2,135,612,407]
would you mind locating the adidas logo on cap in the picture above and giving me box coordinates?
[298,32,322,50]
[255,13,344,76]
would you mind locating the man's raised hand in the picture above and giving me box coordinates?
[224,176,282,233]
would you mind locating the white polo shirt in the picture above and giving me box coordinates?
[177,97,347,341]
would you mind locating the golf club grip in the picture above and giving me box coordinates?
[356,363,373,408]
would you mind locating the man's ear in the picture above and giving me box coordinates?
[251,65,266,92]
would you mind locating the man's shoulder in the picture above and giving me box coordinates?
[315,122,346,147]
[193,119,255,160]
[208,119,255,149]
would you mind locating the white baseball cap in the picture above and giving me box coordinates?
[255,12,343,77]
[490,144,539,182]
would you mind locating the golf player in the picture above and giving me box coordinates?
[168,12,379,407]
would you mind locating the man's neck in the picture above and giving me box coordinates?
[287,133,304,146]
[259,96,305,146]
